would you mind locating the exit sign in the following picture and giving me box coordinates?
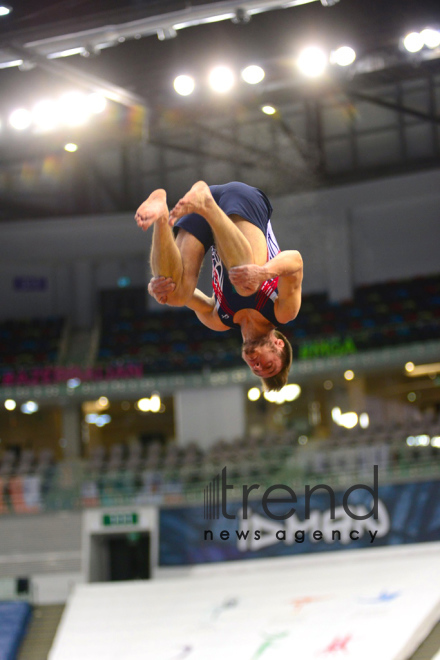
[103,513,139,527]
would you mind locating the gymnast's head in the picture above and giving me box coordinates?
[241,329,293,392]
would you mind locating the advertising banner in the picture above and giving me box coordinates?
[159,475,440,565]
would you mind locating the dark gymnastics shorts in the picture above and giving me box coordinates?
[173,181,273,254]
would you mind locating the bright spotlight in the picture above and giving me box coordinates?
[283,384,301,401]
[150,394,161,413]
[359,412,370,429]
[247,387,261,401]
[0,5,11,16]
[297,46,327,78]
[421,28,440,49]
[340,412,358,429]
[4,399,16,411]
[21,401,39,414]
[431,436,440,448]
[405,361,415,373]
[173,75,195,96]
[330,46,356,66]
[98,396,109,408]
[261,105,277,115]
[64,143,78,153]
[87,93,107,114]
[241,65,265,84]
[58,92,90,126]
[67,378,81,388]
[344,370,355,381]
[403,32,424,53]
[332,407,342,423]
[208,66,235,93]
[9,108,31,130]
[32,100,58,131]
[137,397,151,412]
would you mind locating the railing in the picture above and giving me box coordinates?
[1,447,439,514]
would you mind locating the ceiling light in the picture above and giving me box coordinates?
[261,105,277,115]
[241,65,265,84]
[87,93,107,114]
[4,399,16,411]
[67,378,81,388]
[403,32,424,53]
[297,46,327,78]
[0,59,23,69]
[247,387,261,401]
[32,100,58,131]
[150,394,161,413]
[137,397,151,412]
[173,74,195,96]
[9,108,32,130]
[21,401,39,414]
[359,413,369,429]
[421,28,440,49]
[407,392,417,402]
[344,369,354,381]
[406,361,440,377]
[64,143,78,153]
[0,5,11,16]
[58,92,90,126]
[330,46,356,66]
[208,66,235,93]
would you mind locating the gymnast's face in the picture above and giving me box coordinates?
[241,334,284,378]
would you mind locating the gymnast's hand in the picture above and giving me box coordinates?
[148,277,176,304]
[228,264,266,296]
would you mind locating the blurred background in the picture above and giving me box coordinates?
[0,0,440,658]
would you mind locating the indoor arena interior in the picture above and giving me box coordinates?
[0,0,440,658]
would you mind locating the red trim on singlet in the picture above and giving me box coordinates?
[255,277,279,311]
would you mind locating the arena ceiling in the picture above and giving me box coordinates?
[0,0,439,218]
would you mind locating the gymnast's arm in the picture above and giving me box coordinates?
[269,250,303,324]
[185,289,230,331]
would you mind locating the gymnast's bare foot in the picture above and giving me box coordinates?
[169,181,213,226]
[135,189,169,231]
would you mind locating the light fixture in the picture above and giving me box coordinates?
[4,399,16,411]
[331,406,358,429]
[403,32,424,53]
[247,387,261,401]
[150,394,161,413]
[405,361,440,377]
[67,378,81,388]
[359,413,370,429]
[137,397,151,412]
[330,46,356,67]
[9,108,32,130]
[421,28,440,49]
[58,92,90,126]
[98,396,109,408]
[241,65,265,84]
[0,5,11,16]
[261,105,277,115]
[64,143,78,153]
[407,392,417,402]
[263,384,301,404]
[344,370,355,381]
[323,379,333,390]
[173,74,195,96]
[32,100,58,131]
[87,93,107,114]
[21,401,39,414]
[297,46,327,78]
[208,66,235,93]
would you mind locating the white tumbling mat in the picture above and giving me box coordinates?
[49,543,440,660]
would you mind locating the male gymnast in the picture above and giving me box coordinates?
[135,181,303,391]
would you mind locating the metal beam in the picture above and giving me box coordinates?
[346,88,440,126]
[0,0,319,67]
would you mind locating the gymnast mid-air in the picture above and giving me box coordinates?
[135,181,303,391]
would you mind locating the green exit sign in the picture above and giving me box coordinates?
[103,513,139,527]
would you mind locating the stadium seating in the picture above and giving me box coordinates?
[0,316,64,374]
[96,273,440,372]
